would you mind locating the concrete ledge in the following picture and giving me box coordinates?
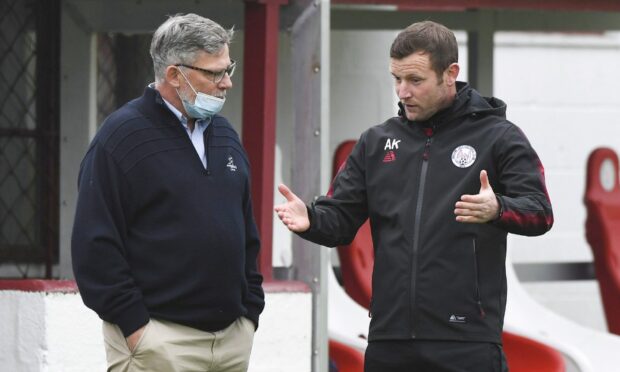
[0,280,312,371]
[264,280,311,293]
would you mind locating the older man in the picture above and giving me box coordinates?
[72,14,264,372]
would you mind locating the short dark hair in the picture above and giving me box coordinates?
[390,21,458,79]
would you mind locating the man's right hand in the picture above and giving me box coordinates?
[274,184,310,233]
[126,324,147,352]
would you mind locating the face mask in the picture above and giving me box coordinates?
[176,68,226,120]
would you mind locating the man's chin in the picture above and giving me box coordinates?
[406,112,421,121]
[407,110,433,122]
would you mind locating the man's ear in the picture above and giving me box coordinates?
[165,65,181,88]
[445,63,460,87]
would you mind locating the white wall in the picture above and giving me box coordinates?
[0,289,311,372]
[496,31,620,264]
[0,291,105,371]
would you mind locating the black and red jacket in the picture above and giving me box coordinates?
[300,82,553,344]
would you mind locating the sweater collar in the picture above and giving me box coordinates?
[131,85,184,127]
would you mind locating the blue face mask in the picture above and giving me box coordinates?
[177,68,226,120]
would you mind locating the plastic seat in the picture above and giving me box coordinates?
[332,140,373,309]
[502,249,620,372]
[584,147,620,335]
[328,258,369,352]
[503,331,565,372]
[329,339,365,372]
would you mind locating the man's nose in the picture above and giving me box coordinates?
[396,82,411,99]
[218,73,233,90]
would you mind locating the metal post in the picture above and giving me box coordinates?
[467,9,495,96]
[36,0,61,278]
[290,0,330,370]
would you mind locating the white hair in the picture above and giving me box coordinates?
[149,13,234,82]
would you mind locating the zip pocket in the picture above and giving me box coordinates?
[472,238,486,318]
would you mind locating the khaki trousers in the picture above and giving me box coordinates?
[102,317,255,372]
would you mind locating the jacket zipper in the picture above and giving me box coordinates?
[472,238,486,318]
[409,130,433,338]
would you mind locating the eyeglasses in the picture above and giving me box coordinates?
[175,60,236,84]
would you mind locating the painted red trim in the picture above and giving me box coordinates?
[0,279,309,294]
[242,1,287,281]
[245,0,287,5]
[263,280,311,293]
[0,279,78,293]
[333,0,620,12]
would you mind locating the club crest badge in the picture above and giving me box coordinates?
[226,155,237,172]
[451,145,476,168]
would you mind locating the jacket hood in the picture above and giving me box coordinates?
[397,81,507,127]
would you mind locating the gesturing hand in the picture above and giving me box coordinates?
[274,184,311,232]
[454,170,500,223]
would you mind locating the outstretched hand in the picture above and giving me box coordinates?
[454,170,500,223]
[274,184,310,232]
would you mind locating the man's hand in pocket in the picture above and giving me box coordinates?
[126,324,147,352]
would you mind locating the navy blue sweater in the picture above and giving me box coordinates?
[71,87,264,337]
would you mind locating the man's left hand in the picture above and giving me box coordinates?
[454,170,499,223]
